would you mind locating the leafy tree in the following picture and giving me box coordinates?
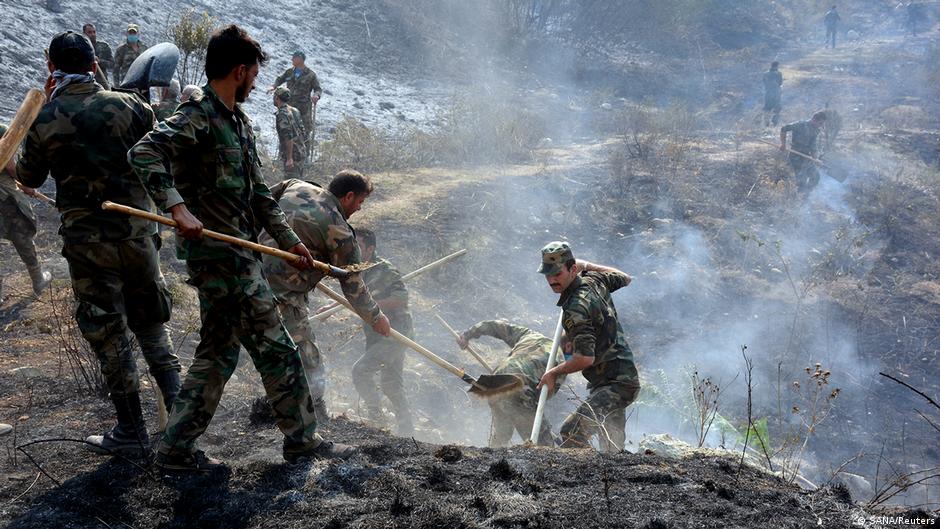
[167,9,216,86]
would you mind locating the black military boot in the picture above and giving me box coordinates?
[85,392,150,458]
[314,397,330,425]
[27,266,52,295]
[153,369,181,410]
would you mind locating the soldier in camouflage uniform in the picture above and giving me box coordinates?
[0,124,51,302]
[263,173,390,424]
[269,51,321,152]
[17,31,180,457]
[351,228,413,435]
[457,319,569,447]
[113,24,147,87]
[130,25,356,469]
[536,242,640,453]
[780,111,827,192]
[82,23,113,90]
[272,87,306,179]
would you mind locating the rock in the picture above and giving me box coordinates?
[379,101,395,110]
[847,30,860,41]
[353,89,366,96]
[600,102,613,110]
[8,366,41,378]
[0,423,12,436]
[434,445,462,463]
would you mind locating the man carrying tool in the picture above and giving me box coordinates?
[17,31,180,457]
[457,319,568,447]
[0,123,51,303]
[129,25,353,469]
[273,87,306,180]
[268,51,321,152]
[262,173,390,424]
[762,61,783,127]
[536,242,640,453]
[349,228,413,435]
[780,111,827,193]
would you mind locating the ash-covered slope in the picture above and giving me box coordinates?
[1,416,882,529]
[0,0,446,149]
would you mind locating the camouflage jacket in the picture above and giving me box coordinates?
[16,82,157,243]
[113,41,148,86]
[129,84,300,261]
[557,271,636,388]
[261,178,380,323]
[463,320,566,391]
[274,66,322,107]
[275,104,306,162]
[782,120,819,156]
[153,98,179,122]
[93,40,114,74]
[361,256,410,326]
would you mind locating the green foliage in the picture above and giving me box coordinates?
[167,9,216,86]
[744,416,772,455]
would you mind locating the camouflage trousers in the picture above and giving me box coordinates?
[353,316,413,428]
[158,257,320,459]
[62,235,178,397]
[0,194,39,272]
[488,383,553,447]
[559,371,640,453]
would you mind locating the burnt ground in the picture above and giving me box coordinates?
[2,1,940,527]
[0,411,871,529]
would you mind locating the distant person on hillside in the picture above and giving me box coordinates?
[83,23,113,90]
[780,111,827,193]
[824,6,841,48]
[268,51,322,154]
[113,24,147,87]
[273,87,306,179]
[762,61,783,127]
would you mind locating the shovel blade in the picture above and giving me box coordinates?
[467,374,524,398]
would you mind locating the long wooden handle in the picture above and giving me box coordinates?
[315,282,474,383]
[436,314,496,374]
[101,201,348,278]
[757,138,828,167]
[0,89,45,173]
[530,310,564,443]
[15,181,55,206]
[313,248,468,321]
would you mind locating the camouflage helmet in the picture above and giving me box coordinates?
[538,241,574,275]
[274,87,291,102]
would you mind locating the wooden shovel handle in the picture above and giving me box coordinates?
[101,201,348,278]
[435,314,496,374]
[0,89,44,173]
[315,282,473,383]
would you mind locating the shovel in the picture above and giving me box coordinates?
[101,201,351,278]
[0,89,44,173]
[315,282,521,398]
[757,138,848,182]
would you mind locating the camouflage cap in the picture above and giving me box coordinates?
[538,241,574,275]
[127,24,139,33]
[292,50,306,60]
[274,87,291,101]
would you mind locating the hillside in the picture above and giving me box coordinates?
[1,0,939,527]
